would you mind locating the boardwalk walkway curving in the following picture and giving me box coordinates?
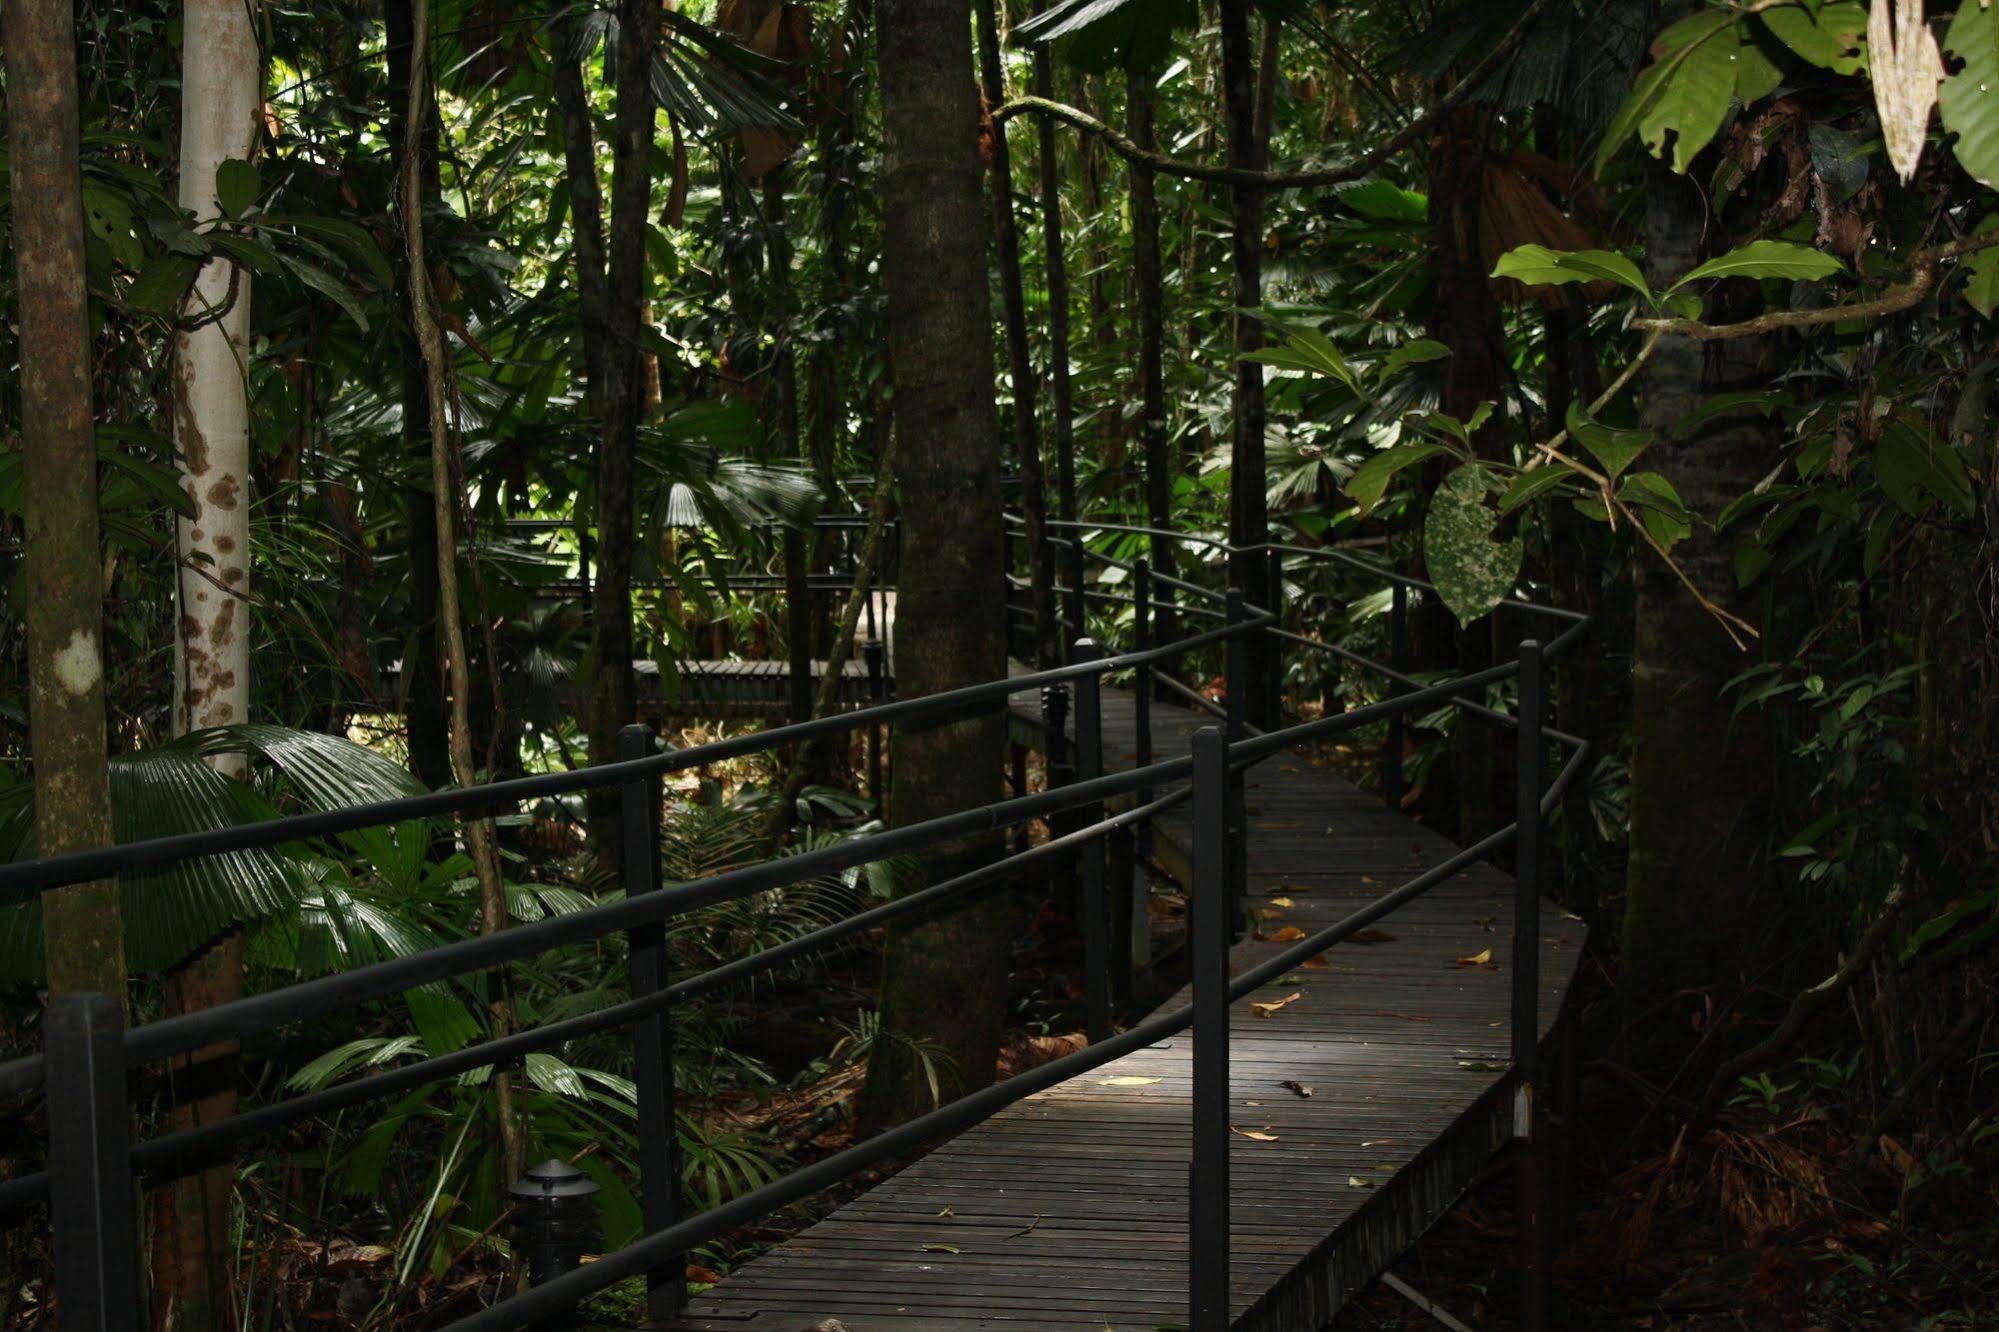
[672,679,1587,1331]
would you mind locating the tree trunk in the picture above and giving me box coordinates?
[586,0,660,851]
[1073,71,1114,355]
[386,0,451,791]
[155,3,263,1322]
[4,0,125,1000]
[552,14,612,409]
[1032,42,1083,649]
[860,0,1010,1134]
[973,0,1058,666]
[1620,157,1777,1044]
[1425,107,1509,843]
[1220,0,1273,725]
[1126,62,1178,679]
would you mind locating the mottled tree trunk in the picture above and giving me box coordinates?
[1126,64,1178,676]
[973,0,1057,665]
[1220,0,1273,725]
[586,0,659,851]
[859,0,1010,1134]
[1621,158,1776,1041]
[156,3,263,1323]
[4,0,124,1001]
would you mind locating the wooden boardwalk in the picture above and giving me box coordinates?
[672,681,1585,1331]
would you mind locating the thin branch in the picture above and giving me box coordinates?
[992,0,1563,189]
[1693,884,1909,1133]
[1517,330,1759,644]
[1634,231,1999,341]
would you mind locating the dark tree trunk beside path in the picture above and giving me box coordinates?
[860,0,1013,1134]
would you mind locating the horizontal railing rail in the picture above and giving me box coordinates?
[3,513,1589,1332]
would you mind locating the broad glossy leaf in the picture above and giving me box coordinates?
[1617,471,1694,551]
[1565,402,1652,479]
[214,157,260,219]
[1758,2,1868,76]
[1673,240,1846,287]
[1380,339,1451,380]
[1499,463,1577,514]
[1965,241,1999,319]
[1595,11,1739,176]
[1941,0,1999,190]
[1345,442,1442,517]
[124,252,199,314]
[1335,178,1427,224]
[1491,244,1652,302]
[1875,418,1974,518]
[1423,466,1522,624]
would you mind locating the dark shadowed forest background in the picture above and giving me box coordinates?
[2,0,1997,1327]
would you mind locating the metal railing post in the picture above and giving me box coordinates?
[618,724,682,1321]
[1510,639,1544,1124]
[1382,580,1409,810]
[1265,545,1284,726]
[864,638,887,809]
[1132,559,1154,864]
[1512,638,1551,1330]
[1065,531,1087,656]
[47,991,140,1332]
[1042,683,1072,794]
[1224,588,1249,937]
[1188,728,1231,1332]
[1073,639,1110,1043]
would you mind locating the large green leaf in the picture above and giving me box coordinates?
[1345,442,1443,517]
[1875,417,1974,518]
[1941,0,1999,190]
[1014,0,1197,72]
[0,726,423,981]
[1423,466,1522,624]
[1618,471,1694,551]
[1672,240,1847,287]
[1244,325,1361,393]
[1565,402,1652,480]
[1966,238,1999,319]
[1491,245,1652,302]
[1595,11,1740,177]
[1757,2,1868,76]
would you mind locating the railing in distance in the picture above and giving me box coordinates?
[0,517,1587,1332]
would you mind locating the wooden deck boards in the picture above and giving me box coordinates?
[672,676,1584,1331]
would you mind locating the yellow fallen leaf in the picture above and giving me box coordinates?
[1098,1075,1162,1087]
[1452,948,1494,967]
[1251,992,1303,1018]
[1270,896,1295,908]
[1230,1125,1279,1142]
[1346,1176,1376,1189]
[921,1243,961,1253]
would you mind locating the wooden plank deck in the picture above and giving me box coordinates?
[664,658,879,720]
[672,677,1585,1331]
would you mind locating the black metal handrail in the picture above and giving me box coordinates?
[3,516,1588,1332]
